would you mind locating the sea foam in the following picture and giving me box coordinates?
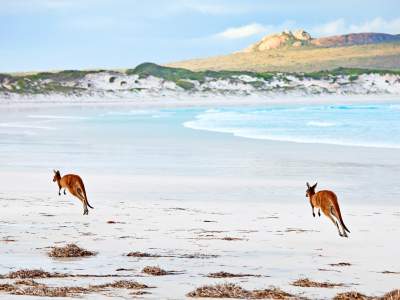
[183,104,400,149]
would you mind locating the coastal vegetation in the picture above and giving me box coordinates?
[1,63,399,96]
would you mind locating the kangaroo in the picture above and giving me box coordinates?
[305,182,350,238]
[53,170,94,215]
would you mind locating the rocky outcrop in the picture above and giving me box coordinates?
[242,29,312,52]
[242,30,400,52]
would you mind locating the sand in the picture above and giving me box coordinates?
[0,100,399,299]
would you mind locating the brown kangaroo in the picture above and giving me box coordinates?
[53,170,94,215]
[306,182,350,237]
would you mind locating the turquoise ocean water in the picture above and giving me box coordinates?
[1,103,400,173]
[184,104,400,149]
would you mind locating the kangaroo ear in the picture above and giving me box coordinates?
[53,169,57,174]
[306,182,310,188]
[312,182,318,189]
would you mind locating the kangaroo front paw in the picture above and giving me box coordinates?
[58,192,61,196]
[312,212,315,217]
[318,211,321,217]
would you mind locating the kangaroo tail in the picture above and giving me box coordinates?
[332,198,350,233]
[86,200,94,209]
[80,183,94,209]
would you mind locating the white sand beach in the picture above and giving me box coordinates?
[0,101,399,299]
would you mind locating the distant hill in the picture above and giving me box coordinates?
[242,30,400,52]
[167,30,400,72]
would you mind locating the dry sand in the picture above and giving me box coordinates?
[0,182,399,299]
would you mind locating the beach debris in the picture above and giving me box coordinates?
[13,285,88,297]
[6,280,88,297]
[3,269,55,279]
[48,243,96,258]
[179,253,219,259]
[381,290,400,300]
[285,228,316,233]
[106,220,125,224]
[131,290,151,295]
[186,283,295,299]
[15,279,40,286]
[1,269,135,279]
[0,280,151,297]
[15,279,39,286]
[116,268,135,272]
[0,284,14,292]
[0,237,17,242]
[329,262,352,267]
[318,268,341,273]
[126,251,218,259]
[207,271,261,278]
[333,291,371,300]
[142,266,168,276]
[168,207,188,211]
[187,283,247,298]
[380,270,400,274]
[127,251,161,257]
[291,278,344,288]
[333,289,400,300]
[92,280,149,290]
[221,237,244,241]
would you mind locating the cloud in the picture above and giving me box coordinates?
[312,17,400,36]
[215,23,267,39]
[213,20,296,40]
[348,17,400,34]
[312,19,346,36]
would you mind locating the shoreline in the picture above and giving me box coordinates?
[1,93,400,109]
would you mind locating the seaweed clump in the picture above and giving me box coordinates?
[48,244,96,258]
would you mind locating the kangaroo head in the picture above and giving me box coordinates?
[306,182,317,197]
[53,170,61,182]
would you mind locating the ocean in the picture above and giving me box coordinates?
[1,103,400,174]
[184,104,400,149]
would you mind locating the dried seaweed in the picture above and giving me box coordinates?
[207,271,260,278]
[187,283,296,299]
[292,278,344,288]
[48,244,96,258]
[142,266,168,276]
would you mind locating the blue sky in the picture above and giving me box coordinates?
[1,0,400,72]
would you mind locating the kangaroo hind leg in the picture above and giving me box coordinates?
[71,187,88,215]
[330,206,347,237]
[76,187,89,215]
[327,212,343,237]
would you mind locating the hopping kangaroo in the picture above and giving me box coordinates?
[305,182,350,237]
[53,170,94,215]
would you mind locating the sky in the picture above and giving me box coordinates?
[1,0,400,72]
